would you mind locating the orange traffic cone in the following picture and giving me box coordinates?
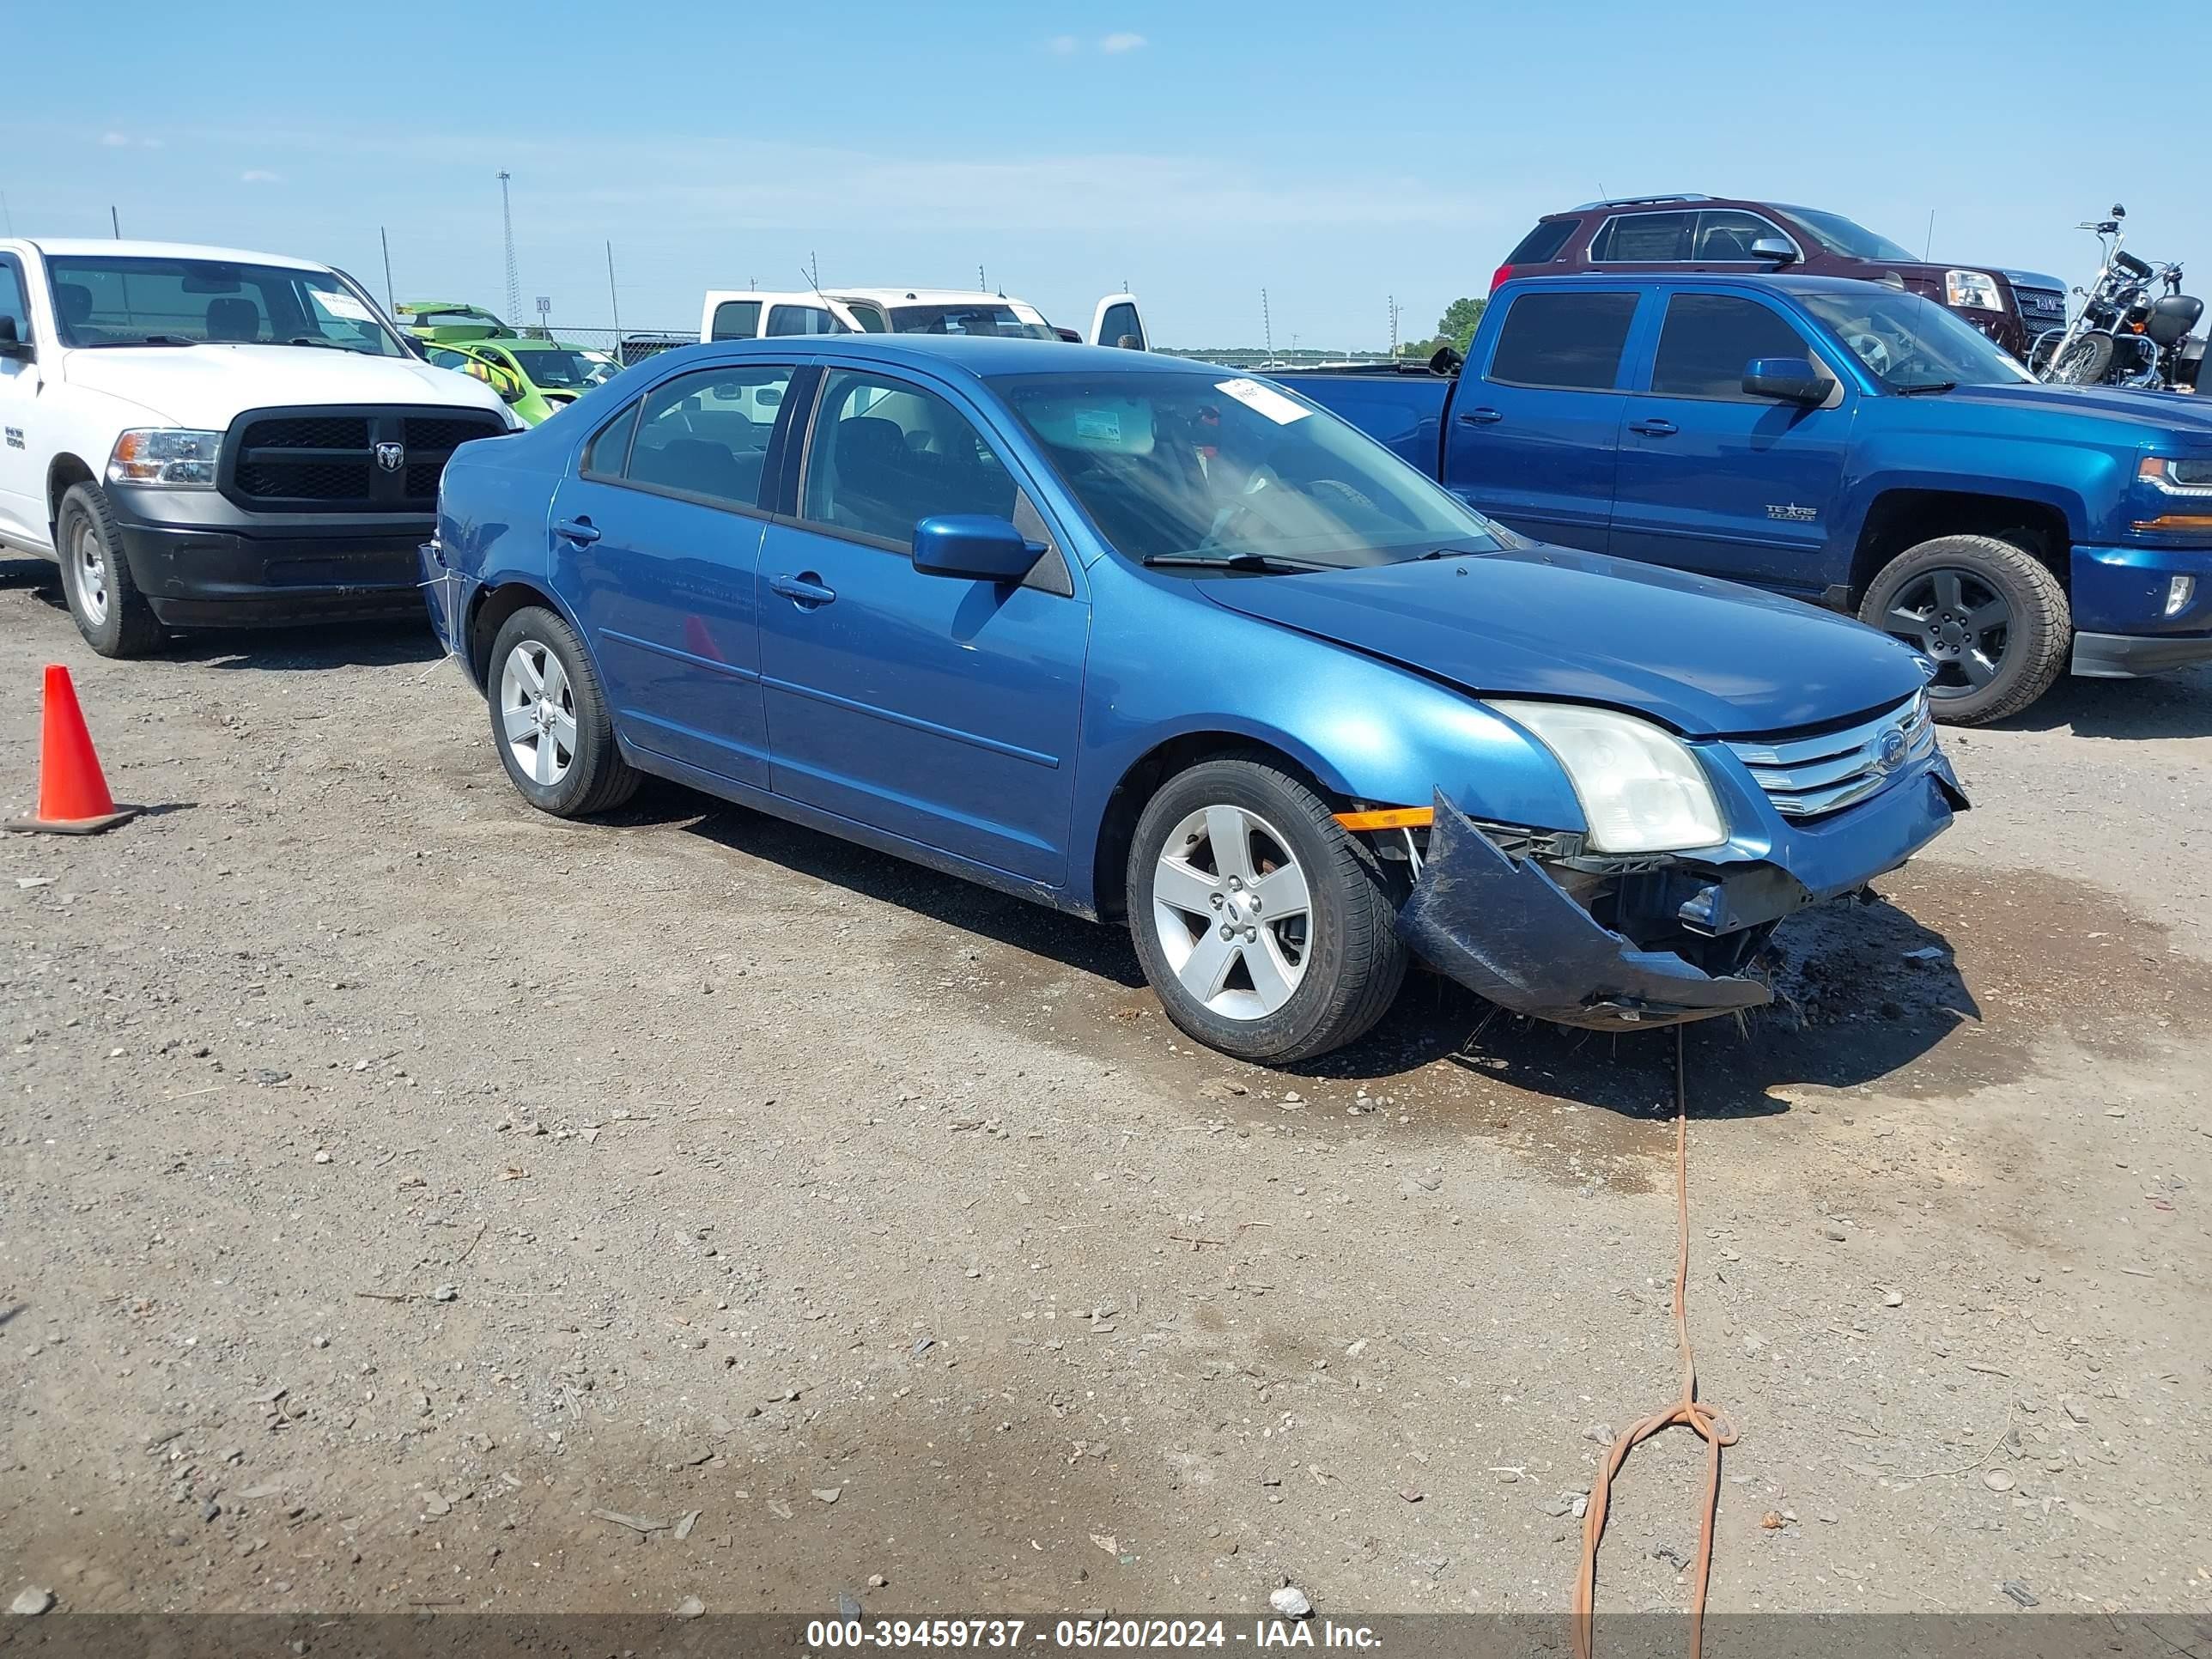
[6,665,140,836]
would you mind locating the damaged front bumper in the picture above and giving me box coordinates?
[1397,757,1966,1030]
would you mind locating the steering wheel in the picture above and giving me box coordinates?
[1844,331,1893,377]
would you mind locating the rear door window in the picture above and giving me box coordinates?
[708,300,761,340]
[1589,211,1695,263]
[1504,220,1577,265]
[617,365,794,509]
[764,304,842,337]
[0,258,27,338]
[1649,294,1814,400]
[1486,290,1640,391]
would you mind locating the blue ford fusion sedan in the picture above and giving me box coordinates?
[420,336,1965,1064]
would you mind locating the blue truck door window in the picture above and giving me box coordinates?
[548,363,790,787]
[1609,291,1850,594]
[1452,289,1636,550]
[757,369,1088,884]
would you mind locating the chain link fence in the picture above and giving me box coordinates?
[503,324,696,366]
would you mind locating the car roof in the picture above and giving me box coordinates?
[1503,269,1903,299]
[693,334,1200,378]
[830,288,1034,307]
[26,238,332,270]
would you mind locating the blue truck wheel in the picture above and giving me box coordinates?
[1858,534,2069,725]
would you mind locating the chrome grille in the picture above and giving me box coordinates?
[2013,285,2068,329]
[1724,690,1936,821]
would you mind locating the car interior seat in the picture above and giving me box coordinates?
[205,297,262,342]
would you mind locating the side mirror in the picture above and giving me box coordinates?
[913,514,1043,583]
[1749,236,1798,264]
[1742,356,1833,404]
[0,315,33,360]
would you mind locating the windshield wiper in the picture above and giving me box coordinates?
[1142,551,1332,574]
[1893,380,1957,396]
[286,337,381,355]
[82,335,197,348]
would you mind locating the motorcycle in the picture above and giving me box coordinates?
[2033,204,2205,392]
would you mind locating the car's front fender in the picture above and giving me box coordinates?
[1068,564,1585,912]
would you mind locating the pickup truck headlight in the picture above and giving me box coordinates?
[1487,700,1727,854]
[2140,456,2212,493]
[1945,270,2004,311]
[108,428,223,488]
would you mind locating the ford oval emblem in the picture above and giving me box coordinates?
[1873,726,1909,775]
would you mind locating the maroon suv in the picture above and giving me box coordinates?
[1493,194,2067,361]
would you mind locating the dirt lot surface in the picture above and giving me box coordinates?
[2,559,2208,1626]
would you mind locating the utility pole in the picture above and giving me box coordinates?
[1261,288,1272,356]
[810,250,820,287]
[1389,295,1399,357]
[496,172,521,323]
[380,228,397,313]
[111,205,121,240]
[605,240,623,345]
[977,263,987,292]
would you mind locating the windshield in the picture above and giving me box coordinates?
[514,348,617,389]
[1777,205,1921,264]
[892,303,1058,341]
[1802,289,2036,390]
[46,255,407,355]
[991,370,1507,569]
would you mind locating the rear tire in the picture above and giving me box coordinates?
[1127,755,1406,1064]
[487,605,641,817]
[1858,534,2069,725]
[56,483,164,659]
[2051,333,2115,385]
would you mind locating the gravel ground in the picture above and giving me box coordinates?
[1,558,2208,1624]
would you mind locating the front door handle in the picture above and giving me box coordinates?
[1458,406,1504,425]
[554,517,601,544]
[769,571,836,608]
[1627,418,1679,437]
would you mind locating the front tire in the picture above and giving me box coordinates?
[1126,755,1406,1064]
[2050,333,2115,386]
[56,483,164,659]
[1858,534,2069,725]
[486,605,640,817]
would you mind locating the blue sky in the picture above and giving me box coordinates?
[6,0,2207,349]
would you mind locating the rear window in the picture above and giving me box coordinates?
[1504,220,1577,266]
[1486,290,1639,391]
[709,300,761,340]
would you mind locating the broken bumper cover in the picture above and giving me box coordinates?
[1397,761,1966,1030]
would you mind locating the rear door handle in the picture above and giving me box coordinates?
[1627,418,1679,437]
[1458,406,1504,425]
[554,517,601,544]
[769,571,836,607]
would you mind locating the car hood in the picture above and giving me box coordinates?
[60,344,512,428]
[1195,546,1926,737]
[1893,378,2212,437]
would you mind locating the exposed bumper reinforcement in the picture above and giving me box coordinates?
[1397,793,1778,1031]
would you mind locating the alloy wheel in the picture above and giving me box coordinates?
[1150,804,1313,1020]
[498,640,577,787]
[1881,567,2010,696]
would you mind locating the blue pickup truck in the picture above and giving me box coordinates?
[1276,272,2212,723]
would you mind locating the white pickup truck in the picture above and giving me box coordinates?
[699,286,1149,349]
[0,239,516,657]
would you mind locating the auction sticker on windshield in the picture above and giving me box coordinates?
[1214,378,1310,425]
[309,289,378,323]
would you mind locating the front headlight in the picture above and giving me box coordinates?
[2140,456,2212,493]
[1945,270,2004,311]
[108,428,223,488]
[1489,700,1727,854]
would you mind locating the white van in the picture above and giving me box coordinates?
[698,287,1148,350]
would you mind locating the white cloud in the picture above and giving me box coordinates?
[1046,33,1079,53]
[240,169,282,184]
[100,131,129,147]
[1099,32,1146,52]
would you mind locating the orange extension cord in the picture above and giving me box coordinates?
[1571,1027,1737,1659]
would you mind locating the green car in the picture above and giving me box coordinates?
[396,300,516,344]
[420,337,623,426]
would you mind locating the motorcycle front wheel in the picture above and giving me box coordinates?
[2051,333,2116,384]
